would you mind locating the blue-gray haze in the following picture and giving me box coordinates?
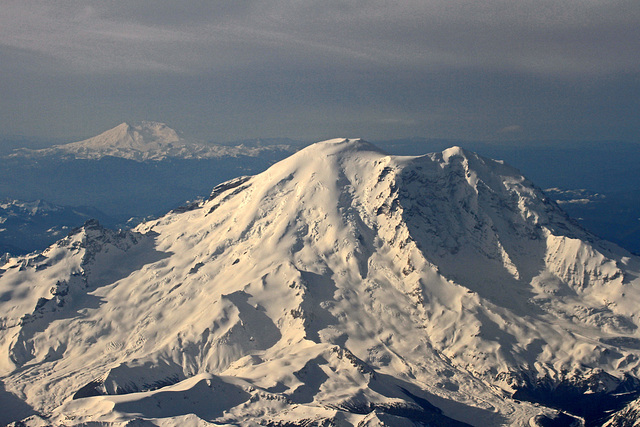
[1,1,639,143]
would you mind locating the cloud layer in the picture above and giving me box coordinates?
[1,0,639,142]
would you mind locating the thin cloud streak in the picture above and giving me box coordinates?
[0,0,638,141]
[3,0,638,74]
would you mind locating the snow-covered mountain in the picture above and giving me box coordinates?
[2,139,640,426]
[9,121,295,161]
[0,122,297,224]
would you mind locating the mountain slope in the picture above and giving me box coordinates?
[9,121,294,161]
[2,139,640,426]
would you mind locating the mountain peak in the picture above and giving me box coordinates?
[279,137,385,166]
[2,141,640,425]
[439,145,495,167]
[112,121,130,131]
[441,145,467,159]
[63,121,182,152]
[7,122,296,161]
[303,138,382,154]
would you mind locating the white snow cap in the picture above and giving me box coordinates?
[1,138,639,426]
[9,121,295,161]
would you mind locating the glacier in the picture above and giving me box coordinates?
[1,139,640,426]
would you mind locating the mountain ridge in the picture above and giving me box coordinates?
[0,198,115,255]
[7,121,296,161]
[2,139,640,425]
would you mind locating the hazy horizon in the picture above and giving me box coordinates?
[1,1,638,144]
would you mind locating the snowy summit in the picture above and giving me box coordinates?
[9,121,293,161]
[2,139,640,426]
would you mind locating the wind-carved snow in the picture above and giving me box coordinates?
[2,138,640,426]
[8,121,294,161]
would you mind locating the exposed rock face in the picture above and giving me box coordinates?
[605,397,640,427]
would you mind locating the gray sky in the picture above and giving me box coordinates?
[1,0,639,143]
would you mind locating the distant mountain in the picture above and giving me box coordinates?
[9,121,295,161]
[0,199,113,255]
[0,123,297,227]
[2,139,640,425]
[5,128,639,256]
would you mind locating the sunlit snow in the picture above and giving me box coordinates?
[2,139,640,426]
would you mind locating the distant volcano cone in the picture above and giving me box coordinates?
[10,121,294,161]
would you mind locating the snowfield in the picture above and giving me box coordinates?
[2,139,640,426]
